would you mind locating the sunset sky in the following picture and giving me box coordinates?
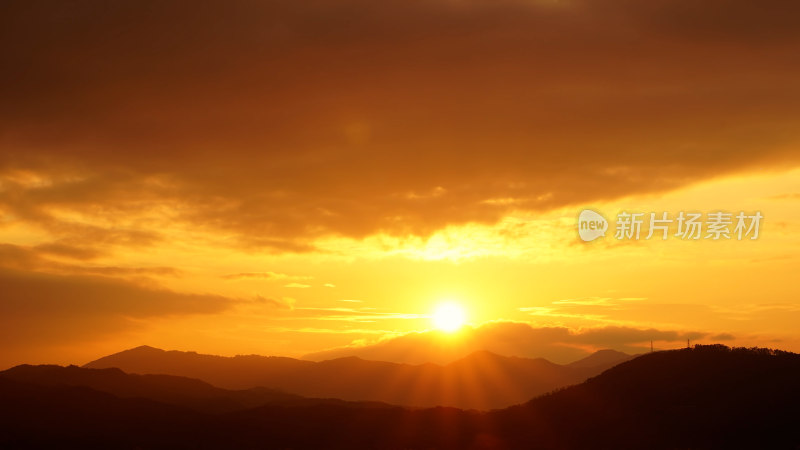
[2,0,800,368]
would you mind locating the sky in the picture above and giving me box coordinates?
[2,0,800,368]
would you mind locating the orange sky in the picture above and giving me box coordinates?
[2,0,800,368]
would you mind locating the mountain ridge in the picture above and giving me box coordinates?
[2,345,797,449]
[83,346,632,409]
[0,364,394,414]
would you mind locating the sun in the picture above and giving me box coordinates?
[432,302,467,332]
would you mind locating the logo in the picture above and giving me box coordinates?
[576,209,762,242]
[578,209,608,242]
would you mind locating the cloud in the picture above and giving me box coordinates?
[2,0,800,251]
[303,321,732,364]
[769,193,800,200]
[222,271,312,281]
[288,307,423,323]
[33,241,104,260]
[711,333,736,341]
[0,243,181,279]
[0,262,234,345]
[254,295,296,310]
[0,268,232,319]
[551,297,648,306]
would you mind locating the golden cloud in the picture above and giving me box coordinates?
[1,0,799,253]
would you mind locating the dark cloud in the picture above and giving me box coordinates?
[711,332,736,341]
[0,268,230,318]
[33,241,104,260]
[0,243,181,278]
[0,265,234,346]
[304,321,728,364]
[573,326,706,347]
[0,244,225,344]
[2,0,800,249]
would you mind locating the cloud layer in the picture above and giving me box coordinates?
[2,0,800,251]
[0,244,234,346]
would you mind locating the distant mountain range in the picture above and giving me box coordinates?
[1,345,797,449]
[0,364,389,414]
[83,346,632,409]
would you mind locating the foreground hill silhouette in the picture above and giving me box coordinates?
[84,346,630,409]
[1,345,798,449]
[493,344,800,449]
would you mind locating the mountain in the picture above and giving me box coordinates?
[567,348,634,369]
[85,345,315,389]
[2,345,798,449]
[492,344,800,449]
[84,346,629,409]
[0,376,204,449]
[0,364,355,413]
[0,375,459,450]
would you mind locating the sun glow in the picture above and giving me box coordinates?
[432,302,467,332]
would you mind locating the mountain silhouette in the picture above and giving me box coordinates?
[1,345,798,449]
[492,344,800,449]
[566,348,632,369]
[0,364,387,413]
[84,346,630,409]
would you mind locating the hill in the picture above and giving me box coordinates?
[0,364,382,413]
[493,344,800,449]
[1,345,798,449]
[84,346,629,409]
[566,348,633,369]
